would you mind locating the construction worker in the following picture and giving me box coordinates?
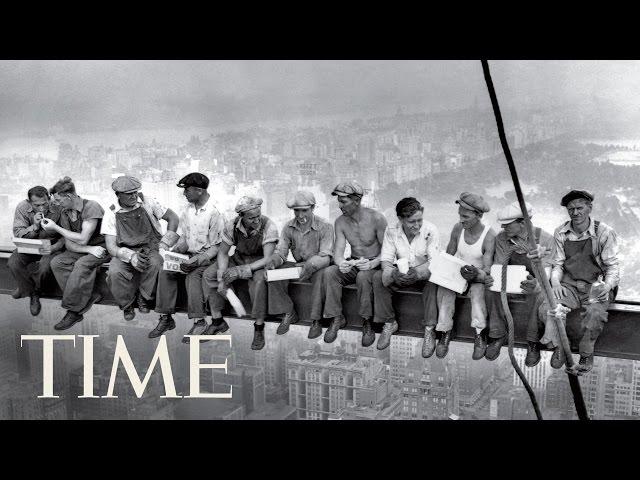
[435,192,495,360]
[154,173,226,342]
[483,201,554,366]
[9,185,65,316]
[372,197,440,352]
[202,196,279,350]
[264,190,334,336]
[42,177,110,330]
[538,190,619,373]
[320,181,387,346]
[101,175,179,324]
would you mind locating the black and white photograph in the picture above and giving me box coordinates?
[0,59,638,421]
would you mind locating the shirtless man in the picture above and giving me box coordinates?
[315,181,387,346]
[433,192,496,360]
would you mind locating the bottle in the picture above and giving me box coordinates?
[588,276,606,304]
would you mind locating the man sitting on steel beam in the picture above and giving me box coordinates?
[9,185,65,316]
[42,177,111,330]
[434,192,495,360]
[483,201,554,366]
[264,190,334,336]
[202,196,279,351]
[537,189,620,374]
[154,173,226,342]
[101,175,179,325]
[320,181,388,346]
[372,197,440,352]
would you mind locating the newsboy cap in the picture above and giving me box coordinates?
[235,196,263,214]
[111,175,142,194]
[177,172,209,189]
[560,189,594,207]
[286,190,316,209]
[455,192,490,213]
[332,180,364,197]
[497,201,533,225]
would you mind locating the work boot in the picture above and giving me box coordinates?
[204,318,229,335]
[251,323,265,350]
[123,304,136,321]
[182,319,208,344]
[484,335,506,361]
[277,310,299,335]
[578,354,594,373]
[137,295,151,314]
[54,311,84,331]
[324,315,346,343]
[422,327,437,358]
[436,331,452,359]
[30,293,42,316]
[377,320,398,350]
[148,314,175,338]
[525,342,541,367]
[361,319,375,347]
[308,320,323,339]
[550,347,565,369]
[472,332,487,360]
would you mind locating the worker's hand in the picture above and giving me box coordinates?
[131,252,150,272]
[88,246,107,259]
[484,274,494,288]
[402,267,419,286]
[222,267,240,284]
[520,274,539,295]
[41,218,57,231]
[299,260,315,282]
[265,254,280,271]
[460,264,478,281]
[596,283,612,302]
[180,256,199,273]
[339,260,353,274]
[551,281,567,301]
[217,281,228,296]
[526,244,547,260]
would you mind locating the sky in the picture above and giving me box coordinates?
[1,60,639,135]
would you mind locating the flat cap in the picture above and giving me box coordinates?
[235,196,263,214]
[286,190,316,209]
[332,180,364,197]
[177,172,209,189]
[561,189,594,207]
[498,201,533,225]
[455,192,490,213]
[111,175,142,193]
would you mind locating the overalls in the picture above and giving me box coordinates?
[50,200,111,314]
[107,206,163,310]
[487,228,545,342]
[539,236,612,355]
[203,216,269,318]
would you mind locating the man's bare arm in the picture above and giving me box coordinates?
[333,218,347,265]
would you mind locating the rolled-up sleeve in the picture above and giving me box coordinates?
[317,223,334,257]
[148,197,168,220]
[551,229,566,280]
[380,227,396,264]
[599,227,620,288]
[208,209,225,246]
[262,219,279,245]
[221,220,236,246]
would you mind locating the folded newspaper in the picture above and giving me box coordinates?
[489,264,529,294]
[161,251,190,274]
[266,267,303,282]
[427,251,469,294]
[12,237,51,255]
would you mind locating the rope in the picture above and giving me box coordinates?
[500,251,543,420]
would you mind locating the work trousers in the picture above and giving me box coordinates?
[372,270,438,326]
[322,264,377,320]
[107,252,163,310]
[436,283,487,332]
[156,261,211,319]
[202,257,266,319]
[8,251,59,297]
[50,250,111,313]
[486,290,544,343]
[260,261,325,319]
[539,282,611,356]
